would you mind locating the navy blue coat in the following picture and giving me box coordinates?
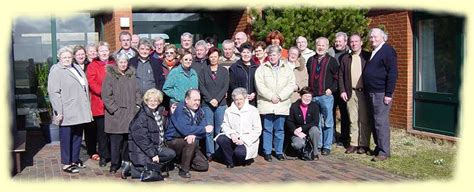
[362,43,398,97]
[164,102,207,141]
[129,56,166,91]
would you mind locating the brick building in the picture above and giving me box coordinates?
[10,7,463,150]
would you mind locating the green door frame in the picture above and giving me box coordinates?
[412,12,464,136]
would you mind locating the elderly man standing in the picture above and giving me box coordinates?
[219,39,240,69]
[129,39,166,95]
[338,34,371,154]
[165,89,213,178]
[363,28,398,162]
[190,40,208,73]
[115,31,138,59]
[328,32,351,148]
[296,36,315,64]
[306,37,339,156]
[131,34,140,50]
[179,32,195,56]
[151,37,166,59]
[233,31,248,57]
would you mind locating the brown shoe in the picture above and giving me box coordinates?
[345,146,357,154]
[357,147,369,154]
[371,155,389,162]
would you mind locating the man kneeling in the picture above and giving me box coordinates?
[165,89,213,178]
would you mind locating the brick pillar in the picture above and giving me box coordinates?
[227,8,253,41]
[101,7,133,51]
[368,10,414,130]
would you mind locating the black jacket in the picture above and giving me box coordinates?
[285,99,320,134]
[199,65,229,107]
[129,56,166,91]
[128,104,169,167]
[228,59,258,106]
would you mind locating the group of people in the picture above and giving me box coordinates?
[47,27,397,181]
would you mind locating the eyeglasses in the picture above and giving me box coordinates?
[165,52,175,55]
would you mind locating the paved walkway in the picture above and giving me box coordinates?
[12,131,406,183]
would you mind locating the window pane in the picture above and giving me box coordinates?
[56,13,98,49]
[417,18,459,94]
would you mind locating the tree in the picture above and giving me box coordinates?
[251,7,372,50]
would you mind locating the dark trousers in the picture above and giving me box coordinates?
[83,122,97,156]
[216,135,246,165]
[94,116,110,160]
[109,133,129,169]
[59,124,84,165]
[367,92,391,156]
[167,138,208,172]
[333,90,350,145]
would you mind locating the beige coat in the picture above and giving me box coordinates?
[288,57,309,102]
[217,101,262,160]
[255,60,296,115]
[48,63,93,126]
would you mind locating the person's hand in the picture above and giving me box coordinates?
[297,132,307,139]
[235,139,244,145]
[205,125,213,133]
[210,99,218,107]
[325,89,332,96]
[248,93,256,101]
[54,114,63,122]
[293,127,303,136]
[152,155,160,163]
[230,133,239,143]
[271,95,280,104]
[170,103,177,114]
[184,135,196,144]
[340,92,348,102]
[384,96,392,105]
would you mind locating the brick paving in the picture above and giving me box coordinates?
[12,131,406,183]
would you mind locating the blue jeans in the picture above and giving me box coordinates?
[203,105,227,156]
[312,95,334,150]
[262,114,286,155]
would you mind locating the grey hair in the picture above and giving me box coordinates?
[315,37,329,46]
[153,37,164,44]
[181,32,193,40]
[296,36,307,43]
[231,87,248,100]
[114,53,129,62]
[370,28,388,41]
[195,40,207,50]
[222,39,234,47]
[266,44,282,55]
[85,43,97,52]
[57,46,74,58]
[138,38,153,49]
[335,32,348,42]
[185,88,200,99]
[143,88,163,104]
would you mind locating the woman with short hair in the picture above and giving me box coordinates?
[215,88,262,168]
[48,46,93,173]
[126,88,176,180]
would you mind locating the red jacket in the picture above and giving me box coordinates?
[86,58,115,116]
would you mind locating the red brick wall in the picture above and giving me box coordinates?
[368,11,413,130]
[228,9,252,41]
[102,7,133,51]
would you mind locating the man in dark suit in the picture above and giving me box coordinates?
[362,28,398,162]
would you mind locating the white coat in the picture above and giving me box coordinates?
[216,101,262,160]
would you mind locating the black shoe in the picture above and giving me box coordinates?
[99,158,107,167]
[243,159,254,166]
[321,149,331,156]
[121,161,132,179]
[226,164,234,168]
[275,154,285,161]
[62,165,79,174]
[73,160,86,169]
[263,154,272,162]
[178,169,191,178]
[110,164,119,173]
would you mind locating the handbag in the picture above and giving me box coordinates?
[299,137,314,161]
[140,163,164,182]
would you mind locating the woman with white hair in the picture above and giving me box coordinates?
[48,46,93,173]
[215,88,262,168]
[102,53,141,173]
